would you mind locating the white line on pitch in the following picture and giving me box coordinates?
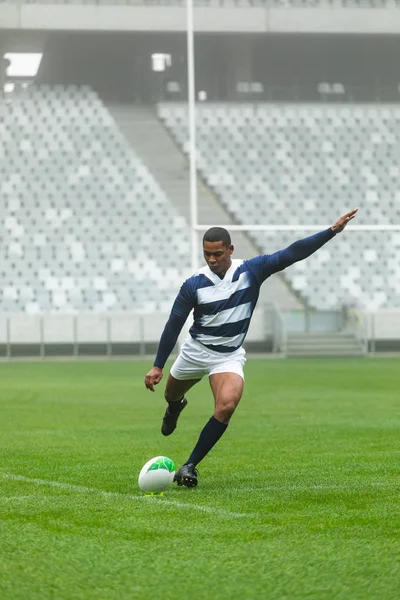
[238,481,392,493]
[2,473,256,519]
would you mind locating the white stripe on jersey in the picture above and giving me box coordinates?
[196,332,246,348]
[197,271,251,305]
[200,302,253,327]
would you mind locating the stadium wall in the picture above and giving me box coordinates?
[0,310,398,358]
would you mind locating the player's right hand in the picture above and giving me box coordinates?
[144,367,163,392]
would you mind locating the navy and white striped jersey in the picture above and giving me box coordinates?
[154,228,335,368]
[174,258,270,353]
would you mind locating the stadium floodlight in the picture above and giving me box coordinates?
[4,53,43,77]
[151,53,171,72]
[4,82,15,94]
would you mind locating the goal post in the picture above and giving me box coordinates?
[194,225,400,232]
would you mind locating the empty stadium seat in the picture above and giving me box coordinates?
[0,86,190,313]
[159,102,400,310]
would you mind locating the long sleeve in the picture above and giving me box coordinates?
[247,228,336,283]
[153,281,195,369]
[153,313,188,369]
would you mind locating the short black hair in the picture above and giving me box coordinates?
[203,227,231,247]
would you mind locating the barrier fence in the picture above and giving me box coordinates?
[0,307,398,358]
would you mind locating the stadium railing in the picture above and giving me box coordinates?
[0,307,396,358]
[0,305,275,358]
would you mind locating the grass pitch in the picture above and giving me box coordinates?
[0,358,399,600]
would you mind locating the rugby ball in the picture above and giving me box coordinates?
[138,456,176,494]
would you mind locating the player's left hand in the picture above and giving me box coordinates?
[331,208,358,233]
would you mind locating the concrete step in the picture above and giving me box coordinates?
[286,351,366,357]
[285,332,365,356]
[287,338,362,346]
[287,347,363,354]
[289,332,358,338]
[287,346,363,353]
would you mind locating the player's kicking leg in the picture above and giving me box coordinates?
[161,374,200,436]
[174,372,244,488]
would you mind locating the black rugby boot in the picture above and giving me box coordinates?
[161,397,188,436]
[174,463,198,488]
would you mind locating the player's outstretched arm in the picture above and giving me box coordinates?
[331,208,358,233]
[248,208,359,281]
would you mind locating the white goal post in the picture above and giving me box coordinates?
[194,225,400,232]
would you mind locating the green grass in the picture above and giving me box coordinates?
[0,358,399,600]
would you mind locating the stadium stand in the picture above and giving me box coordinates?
[159,103,400,310]
[0,86,190,313]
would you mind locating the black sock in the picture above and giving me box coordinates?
[167,396,185,413]
[185,416,228,467]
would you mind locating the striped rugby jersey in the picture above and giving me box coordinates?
[154,228,335,367]
[174,257,270,353]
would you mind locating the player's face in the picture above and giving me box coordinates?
[203,241,233,276]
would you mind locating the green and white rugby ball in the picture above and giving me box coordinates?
[138,456,176,494]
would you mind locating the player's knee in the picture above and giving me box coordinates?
[164,388,173,403]
[215,399,237,424]
[164,388,180,403]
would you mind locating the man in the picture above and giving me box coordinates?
[144,208,358,488]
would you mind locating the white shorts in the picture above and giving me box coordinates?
[170,337,246,381]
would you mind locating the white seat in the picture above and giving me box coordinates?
[0,86,189,313]
[159,101,400,310]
